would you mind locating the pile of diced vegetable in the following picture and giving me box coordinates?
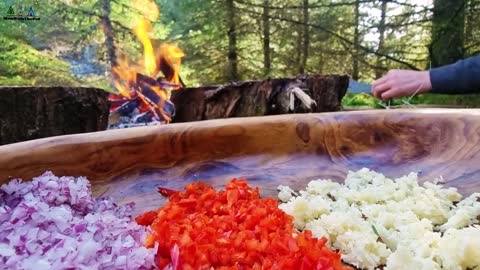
[1,172,350,270]
[136,180,351,269]
[0,172,155,270]
[278,168,480,270]
[3,168,480,270]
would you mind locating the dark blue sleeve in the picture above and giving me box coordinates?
[429,56,480,94]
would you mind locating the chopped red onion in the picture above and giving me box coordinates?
[0,172,156,270]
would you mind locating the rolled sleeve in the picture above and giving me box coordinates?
[430,56,480,94]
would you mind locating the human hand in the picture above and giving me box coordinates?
[372,70,432,100]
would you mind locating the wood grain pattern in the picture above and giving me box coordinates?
[1,109,480,216]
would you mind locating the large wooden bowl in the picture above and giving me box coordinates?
[1,109,480,215]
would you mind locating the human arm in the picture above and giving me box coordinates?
[372,56,480,100]
[371,70,431,100]
[429,56,480,94]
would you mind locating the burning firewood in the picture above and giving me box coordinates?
[108,19,185,129]
[106,9,348,128]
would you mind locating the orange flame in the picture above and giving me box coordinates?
[157,43,185,85]
[133,19,157,77]
[112,56,138,98]
[111,0,185,122]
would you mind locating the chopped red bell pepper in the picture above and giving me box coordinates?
[134,210,157,226]
[157,187,178,197]
[138,179,352,270]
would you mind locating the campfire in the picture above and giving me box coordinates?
[108,17,185,129]
[105,1,348,129]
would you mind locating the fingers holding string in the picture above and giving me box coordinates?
[372,81,391,99]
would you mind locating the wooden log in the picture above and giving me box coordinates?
[0,87,109,145]
[0,109,480,216]
[171,74,349,122]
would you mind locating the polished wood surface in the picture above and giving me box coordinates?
[1,109,480,215]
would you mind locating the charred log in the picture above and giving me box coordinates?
[0,87,109,145]
[171,74,349,123]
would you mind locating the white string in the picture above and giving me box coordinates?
[387,99,391,110]
[377,63,431,109]
[377,99,391,109]
[402,82,424,108]
[402,61,433,108]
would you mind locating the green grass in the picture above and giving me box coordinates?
[411,93,480,107]
[0,36,120,94]
[342,93,380,108]
[342,92,480,109]
[81,76,116,92]
[0,36,82,87]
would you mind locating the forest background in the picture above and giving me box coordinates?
[0,0,479,108]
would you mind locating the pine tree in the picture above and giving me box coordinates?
[7,6,15,16]
[430,0,465,67]
[28,7,35,17]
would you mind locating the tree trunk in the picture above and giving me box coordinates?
[226,0,239,81]
[299,0,310,74]
[430,0,465,67]
[296,28,302,73]
[318,50,324,74]
[375,0,388,79]
[352,0,360,80]
[171,75,349,123]
[0,87,109,145]
[100,0,117,68]
[263,0,271,77]
[465,0,476,47]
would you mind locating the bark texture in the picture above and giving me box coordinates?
[226,0,239,81]
[300,0,309,74]
[263,0,271,77]
[375,0,388,79]
[171,74,349,123]
[352,0,360,80]
[100,0,117,68]
[0,87,109,145]
[430,0,465,67]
